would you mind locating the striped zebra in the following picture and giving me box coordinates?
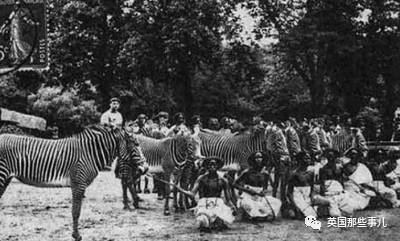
[116,141,147,210]
[0,125,144,241]
[330,130,353,154]
[135,134,202,215]
[198,126,289,171]
[125,121,167,193]
[198,125,290,200]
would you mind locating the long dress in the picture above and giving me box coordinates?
[10,8,33,63]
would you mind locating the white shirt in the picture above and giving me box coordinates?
[100,109,123,128]
[349,163,373,185]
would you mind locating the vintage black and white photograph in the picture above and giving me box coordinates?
[0,0,400,240]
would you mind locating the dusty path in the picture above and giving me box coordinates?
[1,172,400,241]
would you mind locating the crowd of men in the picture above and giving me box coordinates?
[99,97,400,231]
[100,97,371,156]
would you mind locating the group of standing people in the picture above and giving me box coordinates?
[98,97,400,231]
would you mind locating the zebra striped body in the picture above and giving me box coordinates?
[198,126,289,171]
[134,134,202,214]
[330,130,353,154]
[0,125,142,241]
[136,134,201,173]
[198,126,290,202]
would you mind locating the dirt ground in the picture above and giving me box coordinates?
[1,172,400,241]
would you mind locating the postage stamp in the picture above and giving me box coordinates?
[0,0,48,72]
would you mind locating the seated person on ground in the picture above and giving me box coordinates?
[341,148,375,213]
[312,149,350,217]
[234,151,282,221]
[366,149,400,208]
[386,150,400,196]
[185,157,236,231]
[287,152,318,218]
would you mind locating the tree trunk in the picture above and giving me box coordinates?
[174,68,194,116]
[308,81,324,116]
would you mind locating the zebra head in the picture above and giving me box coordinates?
[126,133,148,174]
[172,134,203,166]
[125,132,146,163]
[109,127,146,167]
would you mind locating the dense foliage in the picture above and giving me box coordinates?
[0,0,399,137]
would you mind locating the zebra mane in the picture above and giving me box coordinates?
[136,132,193,143]
[171,134,194,145]
[67,124,120,138]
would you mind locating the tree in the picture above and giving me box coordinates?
[251,0,363,114]
[48,0,124,105]
[116,0,243,115]
[0,71,45,113]
[359,0,400,137]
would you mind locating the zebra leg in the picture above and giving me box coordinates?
[0,161,11,199]
[163,172,171,215]
[171,172,180,212]
[71,186,86,241]
[173,185,180,212]
[122,179,131,210]
[127,178,140,209]
[136,177,142,193]
[152,177,158,193]
[178,180,186,210]
[0,178,12,199]
[157,173,165,200]
[144,176,150,194]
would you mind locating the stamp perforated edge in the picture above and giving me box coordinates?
[0,0,50,73]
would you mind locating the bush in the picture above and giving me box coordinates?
[28,86,101,136]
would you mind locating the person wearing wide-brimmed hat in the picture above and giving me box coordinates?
[100,97,123,128]
[185,156,235,230]
[234,151,282,221]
